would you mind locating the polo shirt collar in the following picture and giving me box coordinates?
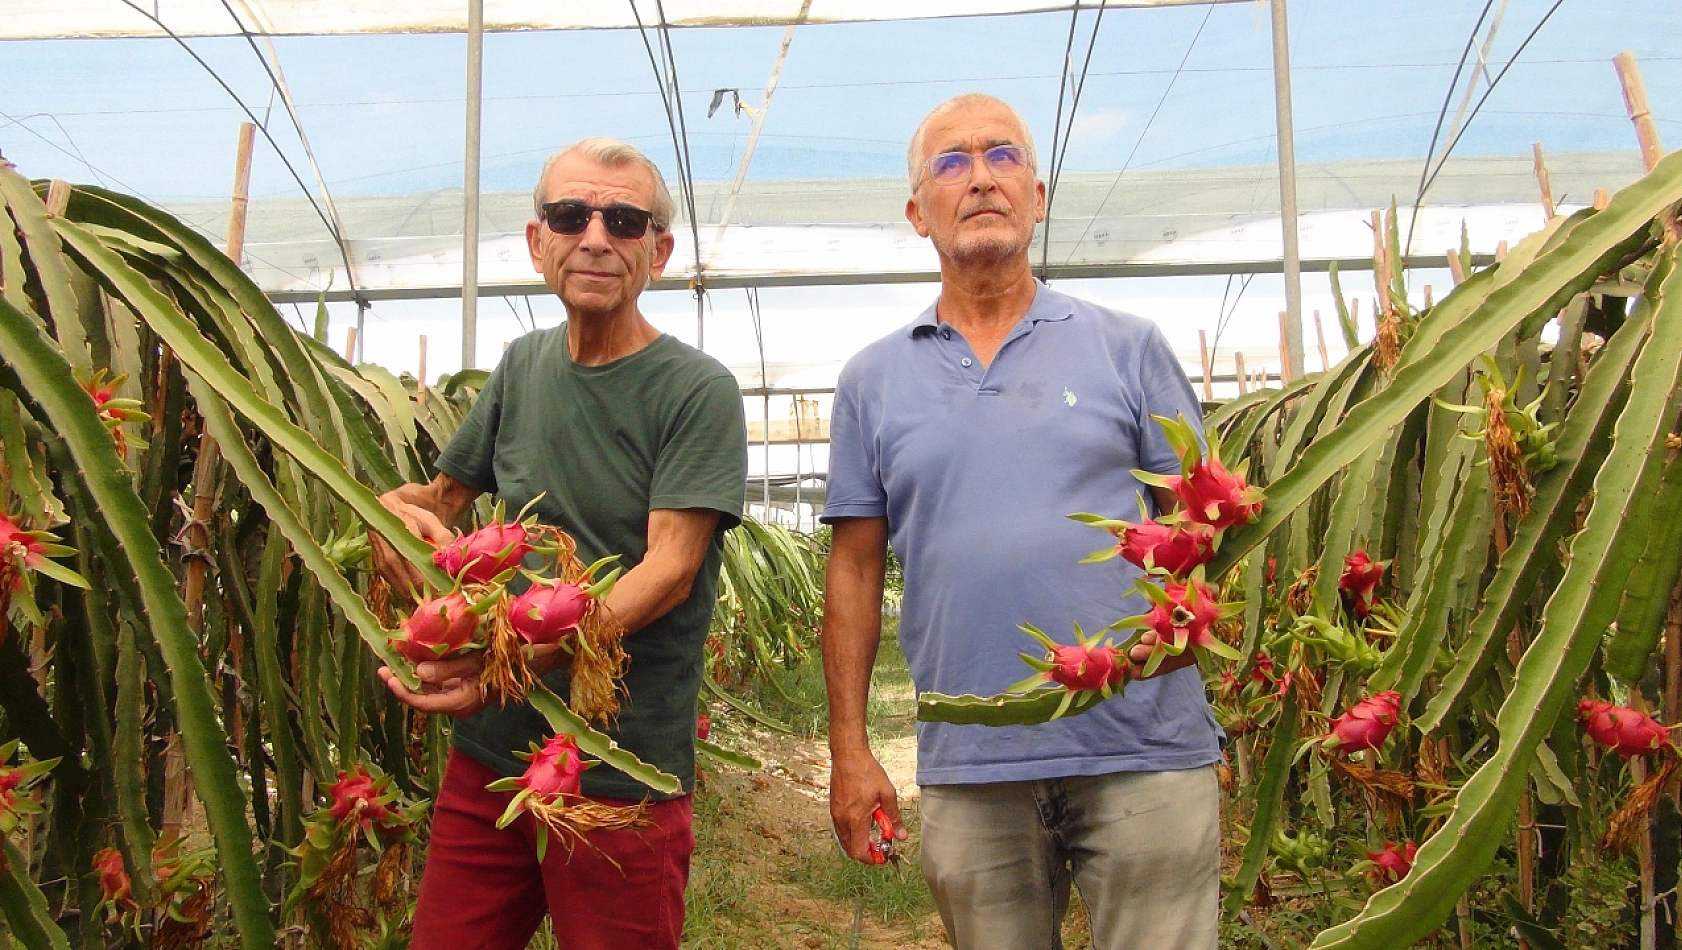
[908,280,1075,338]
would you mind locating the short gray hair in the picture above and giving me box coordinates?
[906,94,1038,190]
[532,138,676,231]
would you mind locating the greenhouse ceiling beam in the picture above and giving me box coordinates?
[1270,0,1305,380]
[269,254,1493,304]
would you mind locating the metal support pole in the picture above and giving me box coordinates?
[1269,0,1305,380]
[461,0,484,370]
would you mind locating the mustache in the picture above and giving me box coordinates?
[959,201,1011,220]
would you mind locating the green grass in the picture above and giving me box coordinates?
[784,800,934,935]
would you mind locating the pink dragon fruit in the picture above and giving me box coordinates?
[433,522,532,584]
[93,847,134,910]
[1166,458,1264,531]
[389,591,488,663]
[508,579,590,645]
[1339,551,1388,619]
[1578,699,1674,759]
[1141,580,1240,659]
[326,767,399,831]
[516,733,589,798]
[1045,642,1126,692]
[696,715,712,742]
[1366,841,1418,886]
[1114,519,1215,576]
[1323,691,1403,755]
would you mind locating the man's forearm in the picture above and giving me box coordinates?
[823,518,889,756]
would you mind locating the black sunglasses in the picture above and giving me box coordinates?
[539,200,662,240]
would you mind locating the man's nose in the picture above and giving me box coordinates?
[968,158,999,194]
[577,210,613,250]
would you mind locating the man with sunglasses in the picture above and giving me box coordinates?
[369,138,746,950]
[822,95,1221,949]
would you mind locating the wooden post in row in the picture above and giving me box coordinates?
[1532,142,1556,221]
[1277,312,1293,385]
[1234,352,1248,395]
[1446,249,1467,286]
[343,327,360,363]
[1371,209,1391,316]
[1615,51,1664,173]
[1198,330,1214,401]
[167,120,258,844]
[1312,311,1329,372]
[417,335,430,404]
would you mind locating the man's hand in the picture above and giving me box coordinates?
[1127,629,1200,680]
[378,654,490,718]
[829,749,907,863]
[368,474,481,599]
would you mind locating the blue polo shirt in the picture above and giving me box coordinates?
[822,283,1223,786]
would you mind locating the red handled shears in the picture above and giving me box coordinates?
[865,806,899,865]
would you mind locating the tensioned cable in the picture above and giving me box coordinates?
[114,0,362,305]
[1410,0,1567,226]
[1040,0,1109,279]
[217,0,365,308]
[0,108,315,287]
[1061,3,1212,267]
[1401,0,1495,258]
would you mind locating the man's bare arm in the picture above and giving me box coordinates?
[594,507,721,636]
[822,516,905,861]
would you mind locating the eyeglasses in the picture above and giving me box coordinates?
[539,200,662,240]
[921,144,1033,186]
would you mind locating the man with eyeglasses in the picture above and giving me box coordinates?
[821,94,1221,949]
[368,138,746,950]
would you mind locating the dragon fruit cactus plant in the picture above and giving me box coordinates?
[286,764,428,930]
[488,732,646,860]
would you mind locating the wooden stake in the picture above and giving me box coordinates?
[344,327,360,363]
[1594,188,1611,210]
[1614,52,1665,172]
[417,335,430,404]
[1532,142,1555,221]
[168,120,257,843]
[44,180,71,217]
[1495,240,1509,262]
[1446,249,1466,285]
[1277,312,1293,384]
[1371,210,1391,315]
[1424,285,1433,309]
[1234,352,1248,395]
[1198,330,1214,401]
[1312,310,1329,372]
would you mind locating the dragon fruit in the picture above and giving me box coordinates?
[0,741,58,835]
[1323,691,1403,755]
[1366,841,1418,886]
[1166,458,1264,531]
[1139,579,1242,660]
[389,590,493,663]
[1016,623,1131,696]
[508,579,590,645]
[1578,699,1673,759]
[696,715,712,741]
[434,522,532,584]
[1114,519,1215,576]
[521,733,590,797]
[93,848,133,907]
[1339,551,1388,619]
[326,767,401,832]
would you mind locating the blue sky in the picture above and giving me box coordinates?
[4,0,1678,202]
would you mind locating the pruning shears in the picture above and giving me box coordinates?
[865,806,899,865]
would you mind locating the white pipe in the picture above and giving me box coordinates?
[462,0,484,369]
[1269,0,1304,380]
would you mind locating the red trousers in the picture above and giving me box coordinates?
[410,750,694,950]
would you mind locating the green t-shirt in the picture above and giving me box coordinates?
[435,324,746,800]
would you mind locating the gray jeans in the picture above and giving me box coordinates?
[919,767,1220,950]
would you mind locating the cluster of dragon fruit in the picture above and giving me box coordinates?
[979,412,1681,895]
[371,498,635,840]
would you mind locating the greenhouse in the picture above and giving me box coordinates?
[1,0,1680,947]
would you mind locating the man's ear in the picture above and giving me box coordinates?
[647,229,677,283]
[526,219,545,272]
[1034,178,1048,224]
[905,193,930,239]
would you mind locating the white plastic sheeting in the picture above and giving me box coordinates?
[2,0,1242,39]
